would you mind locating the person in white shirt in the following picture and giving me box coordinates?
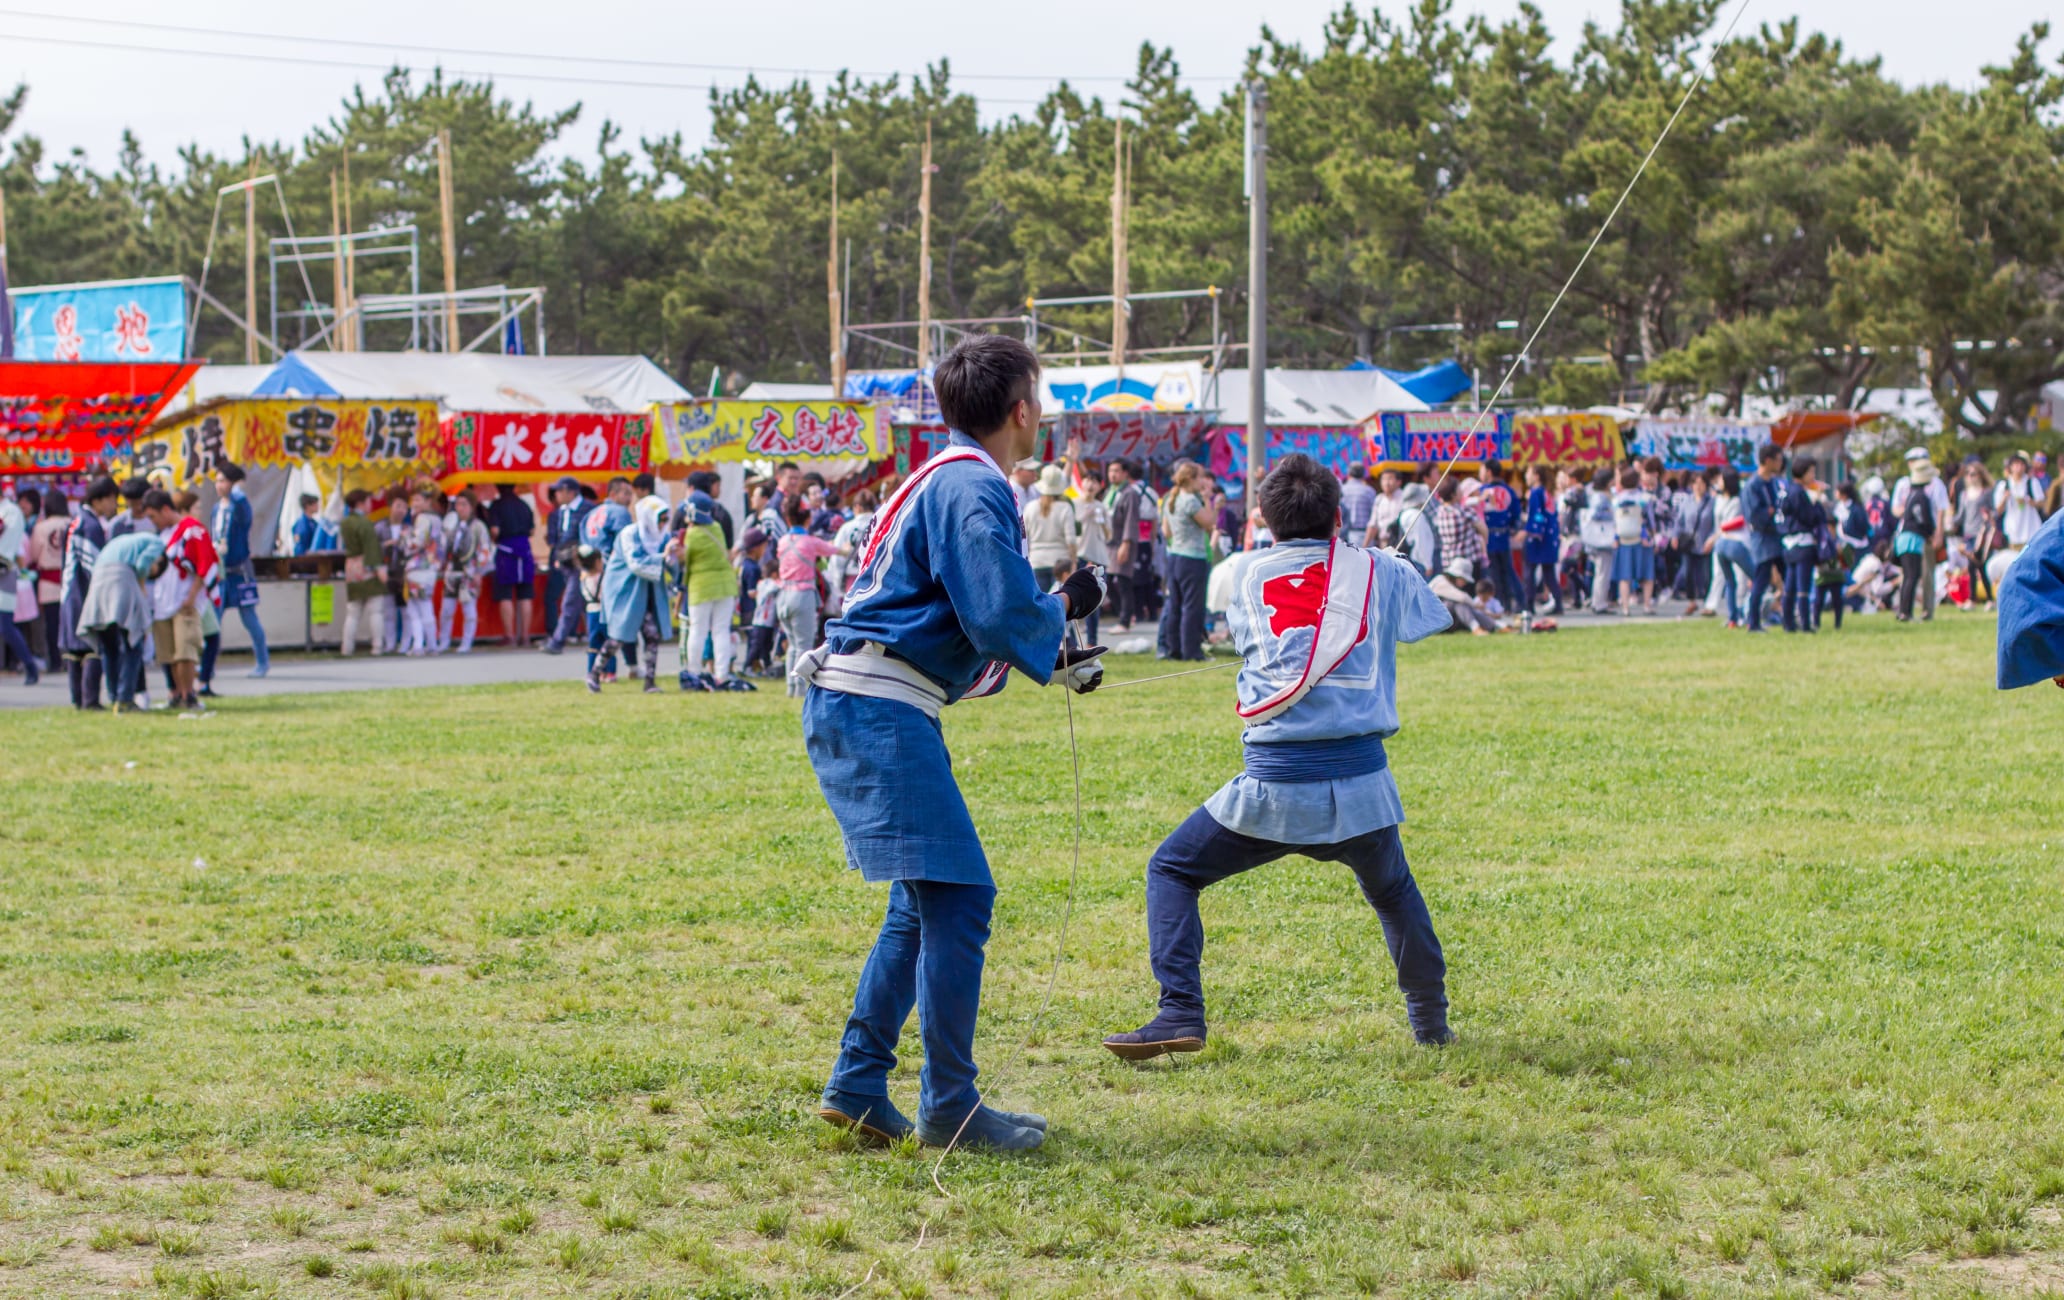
[1010,459,1042,511]
[1990,453,2045,591]
[1366,468,1405,549]
[1021,464,1080,591]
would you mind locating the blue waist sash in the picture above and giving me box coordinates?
[1241,734,1388,783]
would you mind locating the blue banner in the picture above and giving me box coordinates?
[8,277,187,362]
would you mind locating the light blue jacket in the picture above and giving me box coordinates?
[1206,538,1450,844]
[600,498,670,644]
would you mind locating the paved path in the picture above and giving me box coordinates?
[0,605,1721,710]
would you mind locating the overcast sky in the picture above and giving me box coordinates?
[0,0,2048,170]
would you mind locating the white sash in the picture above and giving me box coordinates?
[1237,539,1376,726]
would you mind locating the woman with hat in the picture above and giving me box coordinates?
[1891,448,1950,622]
[1021,463,1079,593]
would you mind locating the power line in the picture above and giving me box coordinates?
[0,7,1239,86]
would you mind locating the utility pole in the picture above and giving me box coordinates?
[244,159,259,364]
[916,121,934,371]
[341,149,356,350]
[828,151,844,396]
[1110,118,1128,370]
[1244,79,1268,508]
[330,171,347,352]
[437,128,459,352]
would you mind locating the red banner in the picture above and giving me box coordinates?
[442,409,649,487]
[0,360,203,473]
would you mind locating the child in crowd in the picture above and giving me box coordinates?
[1476,578,1504,621]
[1102,453,1452,1061]
[578,546,608,678]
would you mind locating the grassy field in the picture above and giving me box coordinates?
[1,616,2059,1299]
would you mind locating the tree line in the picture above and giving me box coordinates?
[2,1,2060,439]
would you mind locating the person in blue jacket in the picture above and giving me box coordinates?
[795,335,1108,1154]
[1519,463,1562,615]
[1998,510,2064,691]
[1102,453,1454,1062]
[589,495,670,694]
[1739,442,1787,632]
[542,475,596,655]
[211,462,271,676]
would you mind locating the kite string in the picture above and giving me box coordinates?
[1419,0,1754,509]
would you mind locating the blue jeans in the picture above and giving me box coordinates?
[1783,555,1816,631]
[1144,806,1448,1038]
[224,570,269,671]
[550,564,584,646]
[96,628,144,705]
[828,880,994,1121]
[1714,539,1752,623]
[1163,554,1209,660]
[1745,553,1783,631]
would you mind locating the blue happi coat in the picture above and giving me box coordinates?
[805,432,1068,885]
[1205,538,1451,844]
[599,497,671,644]
[1997,510,2064,690]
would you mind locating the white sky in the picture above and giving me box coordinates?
[0,0,2048,170]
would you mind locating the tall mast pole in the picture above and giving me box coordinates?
[828,151,845,396]
[916,121,934,372]
[1110,119,1128,371]
[1244,80,1269,508]
[437,128,459,352]
[244,159,259,364]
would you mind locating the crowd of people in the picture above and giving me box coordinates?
[2,438,2051,712]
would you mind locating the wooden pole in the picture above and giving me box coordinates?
[1110,118,1128,370]
[341,149,355,349]
[916,121,933,372]
[828,150,844,396]
[437,127,459,352]
[244,159,259,364]
[329,171,346,352]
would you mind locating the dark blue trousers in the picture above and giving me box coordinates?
[828,879,994,1122]
[1782,556,1816,632]
[1145,807,1448,1038]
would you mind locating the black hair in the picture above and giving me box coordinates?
[120,477,149,501]
[1721,470,1741,496]
[1256,453,1340,541]
[1791,455,1816,480]
[932,334,1040,438]
[1590,467,1614,491]
[299,493,320,508]
[776,461,800,475]
[1618,465,1640,489]
[345,488,370,509]
[1837,482,1859,501]
[217,461,246,483]
[141,488,175,513]
[86,476,120,504]
[1482,459,1504,480]
[1435,477,1460,503]
[40,490,69,519]
[607,476,632,493]
[783,496,812,528]
[686,470,719,493]
[1757,442,1783,467]
[632,473,656,494]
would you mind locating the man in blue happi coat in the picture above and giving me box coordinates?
[1997,509,2064,692]
[1103,453,1456,1060]
[795,334,1109,1153]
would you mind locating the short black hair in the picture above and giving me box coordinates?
[120,477,149,501]
[1757,442,1783,467]
[299,493,320,508]
[686,470,719,493]
[1256,453,1340,541]
[632,473,656,494]
[345,488,370,509]
[1791,455,1816,480]
[86,476,120,504]
[217,461,246,483]
[932,334,1040,437]
[141,488,175,513]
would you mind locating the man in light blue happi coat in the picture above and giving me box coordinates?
[1102,453,1457,1061]
[795,335,1109,1153]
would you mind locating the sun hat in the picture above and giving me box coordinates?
[1036,464,1069,496]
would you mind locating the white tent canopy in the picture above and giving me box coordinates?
[1205,368,1428,425]
[251,351,690,412]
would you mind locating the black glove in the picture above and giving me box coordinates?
[1055,644,1107,694]
[1057,564,1108,621]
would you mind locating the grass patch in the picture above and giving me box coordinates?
[1,620,2060,1296]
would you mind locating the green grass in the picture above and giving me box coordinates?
[1,617,2059,1297]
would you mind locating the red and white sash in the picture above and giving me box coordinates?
[1236,538,1375,726]
[836,443,1019,702]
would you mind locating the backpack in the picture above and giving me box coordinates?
[1579,490,1618,549]
[1899,485,1935,538]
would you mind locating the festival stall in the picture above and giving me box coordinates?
[1368,410,1516,472]
[1510,412,1625,470]
[1209,368,1429,488]
[0,359,202,475]
[650,396,893,523]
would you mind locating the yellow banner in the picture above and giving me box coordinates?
[650,400,887,466]
[129,398,444,487]
[1511,413,1623,469]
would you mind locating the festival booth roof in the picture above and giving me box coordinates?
[1771,410,1882,446]
[1346,358,1476,406]
[0,359,204,474]
[741,382,836,401]
[250,351,690,412]
[1208,368,1429,426]
[188,364,278,404]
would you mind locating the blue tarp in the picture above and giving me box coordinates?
[248,353,342,397]
[1345,359,1474,405]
